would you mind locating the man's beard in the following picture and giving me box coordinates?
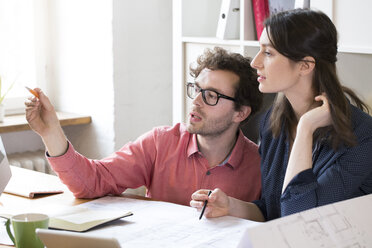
[186,111,234,138]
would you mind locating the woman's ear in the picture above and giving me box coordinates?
[300,56,316,76]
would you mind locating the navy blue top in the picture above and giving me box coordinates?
[253,104,372,221]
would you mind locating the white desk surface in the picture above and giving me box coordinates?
[0,167,260,247]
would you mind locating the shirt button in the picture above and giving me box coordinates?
[206,171,211,175]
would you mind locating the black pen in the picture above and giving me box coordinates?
[199,190,212,220]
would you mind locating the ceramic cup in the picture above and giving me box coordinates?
[5,213,49,248]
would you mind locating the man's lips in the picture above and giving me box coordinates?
[190,111,202,122]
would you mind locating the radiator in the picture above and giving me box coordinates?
[7,150,56,175]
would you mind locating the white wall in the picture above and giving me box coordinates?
[112,0,172,149]
[3,0,173,160]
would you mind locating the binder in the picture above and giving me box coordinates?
[216,0,240,39]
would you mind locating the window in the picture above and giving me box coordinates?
[0,0,37,114]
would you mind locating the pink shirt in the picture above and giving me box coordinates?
[48,123,261,206]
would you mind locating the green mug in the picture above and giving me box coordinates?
[5,213,49,248]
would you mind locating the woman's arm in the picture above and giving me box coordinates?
[282,95,332,192]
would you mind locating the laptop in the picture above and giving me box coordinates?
[36,228,121,248]
[0,136,12,196]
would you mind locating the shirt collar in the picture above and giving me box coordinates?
[187,129,247,169]
[227,129,246,169]
[187,133,199,157]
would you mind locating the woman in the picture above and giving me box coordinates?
[190,8,372,221]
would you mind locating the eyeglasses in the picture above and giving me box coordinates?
[186,82,236,106]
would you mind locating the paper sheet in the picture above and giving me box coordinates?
[240,194,372,247]
[81,196,261,247]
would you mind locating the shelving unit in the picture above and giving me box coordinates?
[173,0,372,124]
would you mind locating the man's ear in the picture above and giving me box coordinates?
[299,56,316,76]
[234,105,251,123]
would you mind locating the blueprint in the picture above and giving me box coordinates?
[239,194,372,248]
[82,196,261,248]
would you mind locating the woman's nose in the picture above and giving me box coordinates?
[251,53,262,70]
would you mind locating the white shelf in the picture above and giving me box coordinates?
[182,37,260,48]
[182,36,242,46]
[338,46,372,55]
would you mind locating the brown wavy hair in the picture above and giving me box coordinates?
[265,9,369,149]
[189,47,263,126]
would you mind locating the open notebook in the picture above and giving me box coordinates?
[4,165,64,198]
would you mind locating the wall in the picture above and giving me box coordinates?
[3,0,173,162]
[112,0,172,149]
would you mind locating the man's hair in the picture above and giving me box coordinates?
[189,47,263,126]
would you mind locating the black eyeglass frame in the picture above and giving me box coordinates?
[186,82,237,106]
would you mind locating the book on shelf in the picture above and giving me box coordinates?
[216,0,240,39]
[243,0,256,40]
[252,0,270,40]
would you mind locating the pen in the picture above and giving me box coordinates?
[25,86,39,98]
[199,190,212,220]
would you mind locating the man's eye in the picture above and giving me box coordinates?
[206,92,217,99]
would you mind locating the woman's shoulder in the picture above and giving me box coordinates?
[350,105,372,139]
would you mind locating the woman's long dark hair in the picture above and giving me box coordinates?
[265,9,369,149]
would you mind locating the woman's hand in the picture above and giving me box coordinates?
[190,188,230,218]
[299,94,332,133]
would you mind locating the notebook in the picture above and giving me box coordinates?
[49,206,133,232]
[0,136,12,196]
[36,228,121,248]
[4,165,64,198]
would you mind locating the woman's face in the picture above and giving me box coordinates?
[251,28,304,95]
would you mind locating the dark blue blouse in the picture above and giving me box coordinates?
[253,104,372,221]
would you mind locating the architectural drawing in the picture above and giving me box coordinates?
[242,194,372,248]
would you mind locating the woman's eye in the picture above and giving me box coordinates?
[264,51,271,56]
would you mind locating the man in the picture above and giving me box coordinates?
[25,47,263,206]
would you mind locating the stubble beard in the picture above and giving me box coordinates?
[187,114,234,138]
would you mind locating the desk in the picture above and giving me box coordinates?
[0,167,258,247]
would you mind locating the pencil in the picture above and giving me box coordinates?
[199,190,212,220]
[25,86,39,98]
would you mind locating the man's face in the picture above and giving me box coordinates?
[186,68,240,137]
